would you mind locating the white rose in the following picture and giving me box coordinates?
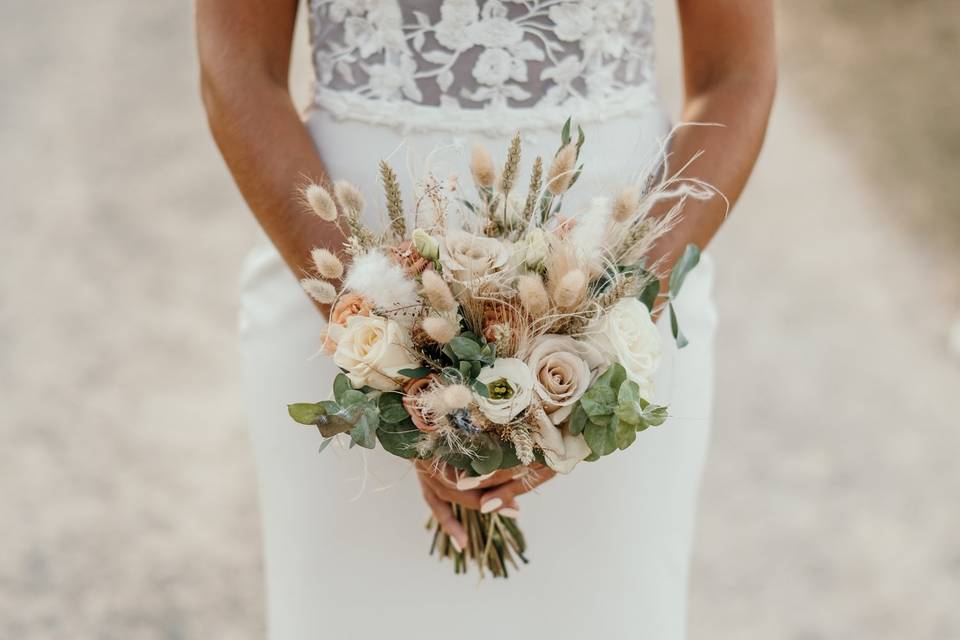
[333,315,419,391]
[526,335,605,424]
[473,358,533,424]
[534,410,592,474]
[439,230,510,282]
[585,297,661,398]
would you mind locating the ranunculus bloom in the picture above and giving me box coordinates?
[322,293,372,354]
[585,297,661,398]
[333,315,419,391]
[473,358,533,424]
[439,230,509,283]
[402,375,440,432]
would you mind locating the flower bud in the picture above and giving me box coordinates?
[412,229,440,262]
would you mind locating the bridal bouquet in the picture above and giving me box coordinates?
[288,121,707,577]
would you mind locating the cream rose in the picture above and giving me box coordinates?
[526,335,606,424]
[586,297,661,398]
[473,358,533,424]
[439,230,510,282]
[333,315,419,391]
[534,411,592,474]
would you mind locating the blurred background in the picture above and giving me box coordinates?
[1,1,958,638]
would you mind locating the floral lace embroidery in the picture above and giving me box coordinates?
[308,0,658,131]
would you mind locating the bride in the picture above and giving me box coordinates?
[197,1,775,637]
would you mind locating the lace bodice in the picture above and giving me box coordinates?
[307,0,659,133]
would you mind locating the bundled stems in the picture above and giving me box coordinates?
[427,506,527,579]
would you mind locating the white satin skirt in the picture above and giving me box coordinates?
[239,106,717,640]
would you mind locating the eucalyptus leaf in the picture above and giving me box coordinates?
[449,336,482,360]
[471,435,504,475]
[288,403,327,426]
[668,243,701,297]
[643,404,669,427]
[378,393,409,424]
[595,363,627,393]
[333,374,352,403]
[350,407,379,449]
[613,415,637,450]
[580,385,616,418]
[569,403,588,436]
[397,366,432,379]
[669,302,689,349]
[377,419,421,459]
[638,275,660,313]
[318,437,335,454]
[584,421,617,457]
[472,380,490,398]
[498,444,521,470]
[339,389,367,407]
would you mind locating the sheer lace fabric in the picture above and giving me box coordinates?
[308,0,658,133]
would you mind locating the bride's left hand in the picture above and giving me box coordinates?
[415,459,555,517]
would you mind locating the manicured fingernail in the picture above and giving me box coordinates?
[480,497,503,514]
[451,537,464,553]
[499,507,520,518]
[457,471,493,491]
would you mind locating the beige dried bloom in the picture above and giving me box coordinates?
[612,185,642,223]
[516,273,550,317]
[311,248,344,279]
[470,144,496,189]
[551,269,587,310]
[300,278,337,305]
[333,180,365,218]
[422,316,458,344]
[441,384,473,411]
[420,269,456,312]
[304,184,338,222]
[546,143,577,196]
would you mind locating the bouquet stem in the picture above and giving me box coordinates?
[427,505,527,578]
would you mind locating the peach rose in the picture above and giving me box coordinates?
[403,375,440,432]
[322,293,372,354]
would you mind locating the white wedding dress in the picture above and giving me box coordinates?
[240,1,716,638]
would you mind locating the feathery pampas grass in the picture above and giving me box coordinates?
[342,250,418,311]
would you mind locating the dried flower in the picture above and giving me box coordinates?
[499,132,522,194]
[516,274,550,317]
[470,144,496,189]
[379,160,406,239]
[420,269,456,312]
[522,156,543,221]
[546,143,577,196]
[300,278,337,305]
[311,248,344,279]
[403,375,441,432]
[441,384,473,411]
[422,316,458,344]
[612,185,642,223]
[551,269,587,310]
[304,184,338,222]
[333,180,365,218]
[412,229,440,262]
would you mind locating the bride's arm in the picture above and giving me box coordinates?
[650,0,777,294]
[197,0,343,317]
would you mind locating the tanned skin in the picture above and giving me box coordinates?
[197,0,776,549]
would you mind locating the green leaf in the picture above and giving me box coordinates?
[459,360,473,380]
[288,403,327,425]
[569,403,588,436]
[333,374,352,403]
[339,389,367,407]
[471,435,504,476]
[669,302,689,349]
[449,336,482,360]
[318,437,335,454]
[584,421,617,457]
[637,274,660,313]
[615,402,642,426]
[613,415,637,450]
[397,366,432,379]
[378,392,409,424]
[668,244,701,298]
[560,116,572,146]
[580,385,616,418]
[350,407,379,449]
[498,444,521,470]
[583,452,600,463]
[377,419,421,459]
[439,449,475,470]
[617,380,640,405]
[643,404,669,427]
[595,363,627,393]
[472,380,490,398]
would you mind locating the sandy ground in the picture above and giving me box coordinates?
[1,1,958,639]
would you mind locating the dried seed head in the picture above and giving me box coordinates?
[311,248,344,279]
[612,185,642,223]
[420,269,456,312]
[552,269,587,309]
[300,278,337,305]
[441,384,473,411]
[333,180,365,218]
[516,273,550,317]
[546,143,577,196]
[470,144,496,189]
[304,184,338,222]
[422,316,458,344]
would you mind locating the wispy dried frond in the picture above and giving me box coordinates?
[522,156,543,222]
